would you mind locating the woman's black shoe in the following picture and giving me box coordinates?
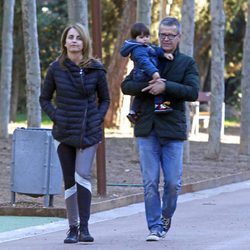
[79,225,94,242]
[64,225,79,244]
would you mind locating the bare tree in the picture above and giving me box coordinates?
[67,0,88,31]
[105,0,136,127]
[137,0,151,26]
[180,1,195,56]
[206,0,225,159]
[160,0,167,19]
[10,2,25,123]
[240,0,250,155]
[180,0,195,163]
[0,0,15,138]
[21,0,41,127]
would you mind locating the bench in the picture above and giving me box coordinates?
[190,92,225,136]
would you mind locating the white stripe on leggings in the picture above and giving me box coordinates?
[75,172,92,193]
[64,184,77,199]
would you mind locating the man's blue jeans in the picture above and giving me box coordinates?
[137,132,183,232]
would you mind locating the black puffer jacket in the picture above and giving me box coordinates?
[40,58,110,148]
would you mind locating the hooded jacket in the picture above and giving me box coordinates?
[120,40,165,78]
[40,58,110,148]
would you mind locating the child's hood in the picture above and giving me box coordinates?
[120,40,145,57]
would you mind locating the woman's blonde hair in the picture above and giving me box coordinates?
[58,23,95,68]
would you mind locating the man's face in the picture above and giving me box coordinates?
[159,25,181,53]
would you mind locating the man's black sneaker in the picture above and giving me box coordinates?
[64,225,79,244]
[162,217,171,233]
[79,226,94,242]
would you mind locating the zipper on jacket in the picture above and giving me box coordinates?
[80,106,87,149]
[80,68,83,82]
[79,67,86,93]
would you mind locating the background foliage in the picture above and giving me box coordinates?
[0,0,247,117]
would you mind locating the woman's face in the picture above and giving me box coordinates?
[64,28,83,54]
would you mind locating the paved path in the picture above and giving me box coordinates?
[0,181,250,250]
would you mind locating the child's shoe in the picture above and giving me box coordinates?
[127,112,140,124]
[154,101,173,113]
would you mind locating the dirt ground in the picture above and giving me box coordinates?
[0,126,249,209]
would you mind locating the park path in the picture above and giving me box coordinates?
[0,181,249,250]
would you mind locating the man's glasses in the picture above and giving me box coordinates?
[159,33,179,40]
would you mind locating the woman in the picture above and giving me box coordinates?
[40,23,110,244]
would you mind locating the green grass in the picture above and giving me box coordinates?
[224,117,240,127]
[15,113,52,125]
[15,113,241,128]
[0,216,63,233]
[15,113,27,123]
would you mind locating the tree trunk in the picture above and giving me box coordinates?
[0,0,15,138]
[105,0,136,128]
[160,0,167,19]
[67,0,88,31]
[137,0,151,26]
[10,64,20,122]
[180,0,195,163]
[180,1,195,57]
[206,0,225,159]
[240,0,250,155]
[10,5,24,122]
[21,0,41,127]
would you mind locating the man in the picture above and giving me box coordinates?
[121,17,199,241]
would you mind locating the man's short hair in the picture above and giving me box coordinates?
[130,22,150,39]
[159,17,182,34]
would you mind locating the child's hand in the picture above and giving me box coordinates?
[148,78,166,85]
[152,72,160,80]
[164,53,174,61]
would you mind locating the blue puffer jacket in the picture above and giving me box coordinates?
[39,58,110,149]
[120,40,164,78]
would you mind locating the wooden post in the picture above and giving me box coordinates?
[91,0,106,196]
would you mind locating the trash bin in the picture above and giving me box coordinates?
[10,128,62,207]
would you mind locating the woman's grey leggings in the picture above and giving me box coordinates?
[57,143,97,227]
